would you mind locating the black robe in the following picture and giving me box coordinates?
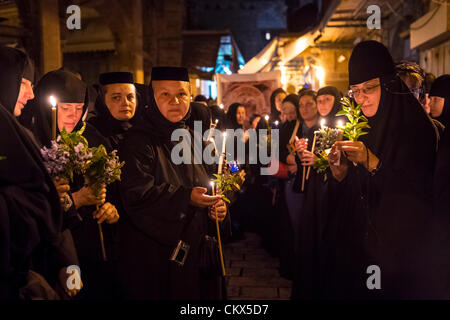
[292,86,345,298]
[0,47,78,299]
[116,85,227,300]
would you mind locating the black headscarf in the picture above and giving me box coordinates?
[283,93,301,120]
[317,86,344,126]
[0,47,68,298]
[29,69,89,147]
[270,88,286,122]
[136,67,191,139]
[186,101,212,133]
[226,102,244,130]
[429,74,450,127]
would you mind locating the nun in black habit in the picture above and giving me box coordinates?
[29,69,120,300]
[117,66,228,300]
[324,41,438,299]
[0,47,79,299]
[87,72,143,151]
[291,86,345,298]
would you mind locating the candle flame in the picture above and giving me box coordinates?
[275,120,279,126]
[219,104,224,109]
[336,120,343,128]
[320,118,326,127]
[49,95,57,108]
[215,119,219,124]
[264,115,269,121]
[210,181,215,188]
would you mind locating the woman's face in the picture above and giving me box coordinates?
[104,83,137,121]
[236,106,246,125]
[350,78,381,117]
[58,102,84,133]
[281,101,297,122]
[429,96,445,118]
[275,92,287,112]
[299,95,318,121]
[317,94,335,117]
[14,78,34,117]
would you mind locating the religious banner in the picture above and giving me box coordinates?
[216,70,281,119]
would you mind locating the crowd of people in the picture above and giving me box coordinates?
[1,39,450,300]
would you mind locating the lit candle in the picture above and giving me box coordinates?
[218,132,227,174]
[219,104,224,110]
[274,120,279,127]
[264,115,269,126]
[215,119,219,125]
[210,181,215,196]
[320,118,326,129]
[49,95,57,140]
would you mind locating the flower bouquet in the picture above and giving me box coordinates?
[312,126,341,181]
[82,144,124,261]
[40,122,91,182]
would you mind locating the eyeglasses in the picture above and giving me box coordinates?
[348,83,380,98]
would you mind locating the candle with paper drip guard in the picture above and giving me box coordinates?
[218,132,227,174]
[49,95,57,140]
[211,181,226,277]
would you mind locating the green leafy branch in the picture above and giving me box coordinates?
[335,97,370,141]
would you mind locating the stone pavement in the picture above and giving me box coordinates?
[223,232,292,300]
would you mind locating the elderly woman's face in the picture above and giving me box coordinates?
[350,77,381,117]
[58,102,84,133]
[104,83,137,121]
[152,80,191,123]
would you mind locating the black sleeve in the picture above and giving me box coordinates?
[118,142,193,246]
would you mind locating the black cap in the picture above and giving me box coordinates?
[99,72,134,85]
[348,40,395,85]
[429,74,450,99]
[151,66,189,82]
